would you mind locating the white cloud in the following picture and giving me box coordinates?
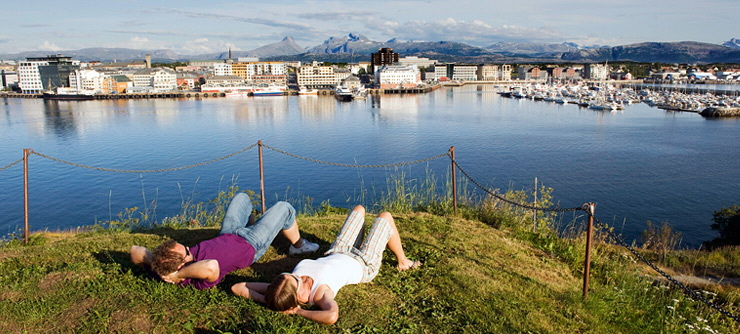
[374,18,564,46]
[38,41,62,51]
[177,38,241,55]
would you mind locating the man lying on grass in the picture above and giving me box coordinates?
[129,192,318,290]
[232,205,421,325]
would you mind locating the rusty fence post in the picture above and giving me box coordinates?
[450,146,457,215]
[258,141,266,214]
[582,202,595,299]
[23,149,30,244]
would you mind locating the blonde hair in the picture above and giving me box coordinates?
[265,274,299,311]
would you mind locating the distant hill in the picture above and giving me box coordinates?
[195,36,306,60]
[560,41,740,63]
[3,35,740,64]
[722,38,740,49]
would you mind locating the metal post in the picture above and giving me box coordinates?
[582,202,595,299]
[23,149,30,244]
[450,146,457,215]
[533,177,538,231]
[258,141,266,214]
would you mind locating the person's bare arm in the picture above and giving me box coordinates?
[161,259,220,284]
[286,285,339,325]
[130,245,153,268]
[231,282,270,304]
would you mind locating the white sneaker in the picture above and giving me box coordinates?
[289,239,319,255]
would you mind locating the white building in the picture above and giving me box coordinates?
[131,68,177,92]
[398,56,437,70]
[297,62,342,88]
[213,63,232,76]
[18,59,47,93]
[433,64,478,81]
[69,69,106,92]
[477,65,500,81]
[1,70,18,90]
[585,64,609,80]
[375,65,421,89]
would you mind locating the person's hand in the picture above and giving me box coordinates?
[280,306,301,315]
[161,271,180,284]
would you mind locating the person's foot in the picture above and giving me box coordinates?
[289,239,319,255]
[398,259,422,271]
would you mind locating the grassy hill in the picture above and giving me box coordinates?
[1,197,738,333]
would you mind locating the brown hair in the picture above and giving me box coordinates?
[151,239,185,276]
[265,274,299,311]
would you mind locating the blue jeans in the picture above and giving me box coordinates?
[219,193,296,262]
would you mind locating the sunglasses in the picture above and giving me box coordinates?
[184,246,191,258]
[282,272,301,292]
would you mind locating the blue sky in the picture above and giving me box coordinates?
[3,0,738,55]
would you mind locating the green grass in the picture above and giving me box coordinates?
[1,181,739,333]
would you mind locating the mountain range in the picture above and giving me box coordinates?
[2,34,740,64]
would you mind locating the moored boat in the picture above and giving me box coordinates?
[253,83,286,96]
[42,87,95,101]
[298,86,318,95]
[334,86,353,102]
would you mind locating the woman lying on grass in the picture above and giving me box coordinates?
[232,205,421,325]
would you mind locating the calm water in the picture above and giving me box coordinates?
[2,85,739,246]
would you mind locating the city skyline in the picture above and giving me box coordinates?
[4,0,739,56]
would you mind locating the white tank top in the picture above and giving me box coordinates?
[293,253,363,305]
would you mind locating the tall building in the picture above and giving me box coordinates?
[371,48,399,73]
[18,55,80,94]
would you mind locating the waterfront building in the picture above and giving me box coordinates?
[18,55,80,94]
[131,68,177,92]
[563,66,580,79]
[371,48,399,73]
[341,74,362,89]
[297,61,343,89]
[517,65,548,81]
[231,61,286,84]
[687,70,717,81]
[102,75,133,94]
[546,66,564,79]
[398,56,437,70]
[0,70,18,90]
[69,69,105,92]
[477,65,500,81]
[584,63,609,80]
[434,64,478,81]
[376,65,421,89]
[176,72,200,90]
[500,64,512,80]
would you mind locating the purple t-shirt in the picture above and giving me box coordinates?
[179,233,256,290]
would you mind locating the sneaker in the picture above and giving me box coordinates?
[289,239,319,255]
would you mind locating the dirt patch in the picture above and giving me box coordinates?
[107,305,154,333]
[38,270,101,292]
[53,297,98,332]
[0,290,22,302]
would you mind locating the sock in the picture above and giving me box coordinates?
[292,238,304,248]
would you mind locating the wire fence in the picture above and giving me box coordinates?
[2,142,738,323]
[451,158,740,323]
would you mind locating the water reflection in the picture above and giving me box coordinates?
[369,94,421,122]
[297,95,336,120]
[43,100,78,141]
